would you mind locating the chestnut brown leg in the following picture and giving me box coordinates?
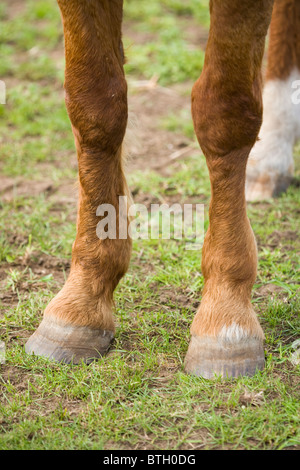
[185,0,274,378]
[26,0,131,363]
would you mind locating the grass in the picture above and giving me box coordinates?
[0,0,299,451]
[123,0,207,84]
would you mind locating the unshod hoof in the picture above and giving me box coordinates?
[25,316,114,364]
[184,335,265,379]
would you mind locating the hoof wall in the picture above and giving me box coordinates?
[184,335,265,379]
[245,176,292,202]
[25,317,114,364]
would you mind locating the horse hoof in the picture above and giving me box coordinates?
[184,335,265,379]
[245,173,292,202]
[25,316,114,364]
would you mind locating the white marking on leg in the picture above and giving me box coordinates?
[246,68,300,199]
[218,323,251,344]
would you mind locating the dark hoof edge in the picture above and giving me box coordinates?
[245,174,292,202]
[25,317,114,364]
[184,335,265,379]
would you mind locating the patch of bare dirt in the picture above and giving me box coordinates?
[255,283,287,297]
[4,0,26,20]
[238,389,265,407]
[125,82,196,176]
[269,229,298,245]
[158,286,199,311]
[0,176,54,201]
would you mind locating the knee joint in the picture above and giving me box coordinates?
[192,74,262,158]
[65,77,128,152]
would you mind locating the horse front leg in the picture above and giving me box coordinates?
[185,0,274,378]
[26,0,131,363]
